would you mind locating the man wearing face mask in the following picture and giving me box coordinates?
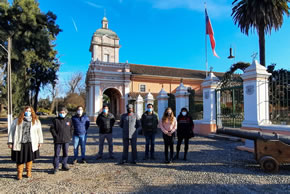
[96,104,115,159]
[141,103,159,160]
[50,107,74,174]
[72,106,90,164]
[119,104,141,164]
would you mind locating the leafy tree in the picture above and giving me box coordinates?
[0,0,61,113]
[232,0,290,66]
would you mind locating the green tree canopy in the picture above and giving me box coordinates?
[0,0,61,113]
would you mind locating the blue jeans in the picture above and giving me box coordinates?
[53,143,69,169]
[144,133,156,157]
[98,133,113,157]
[73,134,87,160]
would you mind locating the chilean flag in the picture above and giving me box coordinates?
[205,8,219,58]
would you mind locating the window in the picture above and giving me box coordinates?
[104,54,109,62]
[139,84,146,92]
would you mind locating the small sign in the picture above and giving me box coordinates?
[246,85,254,95]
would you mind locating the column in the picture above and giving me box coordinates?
[136,94,144,119]
[241,60,271,127]
[157,88,169,120]
[144,92,154,107]
[175,82,189,115]
[94,84,101,119]
[238,60,271,152]
[194,71,219,135]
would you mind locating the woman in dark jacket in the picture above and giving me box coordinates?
[174,107,194,161]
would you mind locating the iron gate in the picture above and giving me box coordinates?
[216,86,244,128]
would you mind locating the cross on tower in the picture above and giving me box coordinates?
[251,52,258,61]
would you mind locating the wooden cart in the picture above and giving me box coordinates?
[255,139,290,172]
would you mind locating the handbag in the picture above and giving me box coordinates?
[189,130,195,138]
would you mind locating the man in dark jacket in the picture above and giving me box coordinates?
[72,106,90,164]
[50,107,74,174]
[119,104,141,164]
[141,103,159,160]
[96,105,115,159]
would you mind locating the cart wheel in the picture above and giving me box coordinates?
[259,156,279,173]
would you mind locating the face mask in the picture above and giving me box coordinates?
[147,108,153,112]
[182,112,187,116]
[127,109,133,113]
[24,111,31,117]
[59,113,65,118]
[167,112,171,116]
[77,110,83,115]
[103,109,108,114]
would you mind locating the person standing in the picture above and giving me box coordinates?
[96,105,115,159]
[159,107,177,164]
[8,106,43,180]
[174,107,194,161]
[141,103,158,160]
[119,104,141,164]
[50,107,74,174]
[72,106,90,164]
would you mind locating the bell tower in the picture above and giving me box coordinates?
[89,17,120,63]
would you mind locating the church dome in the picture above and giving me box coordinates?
[94,28,119,39]
[94,16,119,39]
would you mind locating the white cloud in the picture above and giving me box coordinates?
[85,1,103,9]
[146,0,231,18]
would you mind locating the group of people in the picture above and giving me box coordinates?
[7,103,194,180]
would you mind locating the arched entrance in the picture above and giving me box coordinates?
[103,88,122,119]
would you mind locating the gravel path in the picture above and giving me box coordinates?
[0,123,290,194]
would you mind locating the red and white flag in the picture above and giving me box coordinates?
[205,8,219,58]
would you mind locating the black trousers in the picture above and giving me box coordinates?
[162,134,174,160]
[176,136,189,155]
[122,137,137,162]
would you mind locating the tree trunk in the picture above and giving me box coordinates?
[258,24,266,66]
[33,83,41,112]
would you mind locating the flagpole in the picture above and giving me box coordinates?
[205,2,208,77]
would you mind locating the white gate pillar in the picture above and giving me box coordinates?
[175,81,190,115]
[241,60,271,127]
[135,94,144,119]
[237,60,271,152]
[157,88,169,120]
[145,92,154,107]
[194,71,219,135]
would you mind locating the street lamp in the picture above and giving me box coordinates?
[0,37,12,134]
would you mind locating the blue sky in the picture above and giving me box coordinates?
[8,0,290,96]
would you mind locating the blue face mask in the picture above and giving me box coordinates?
[147,108,153,112]
[103,109,108,113]
[59,113,65,118]
[24,111,31,117]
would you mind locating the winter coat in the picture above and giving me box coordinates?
[50,117,74,143]
[177,114,194,138]
[8,118,43,152]
[96,112,115,134]
[120,113,141,139]
[72,114,90,135]
[141,111,159,134]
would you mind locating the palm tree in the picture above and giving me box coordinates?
[232,0,290,66]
